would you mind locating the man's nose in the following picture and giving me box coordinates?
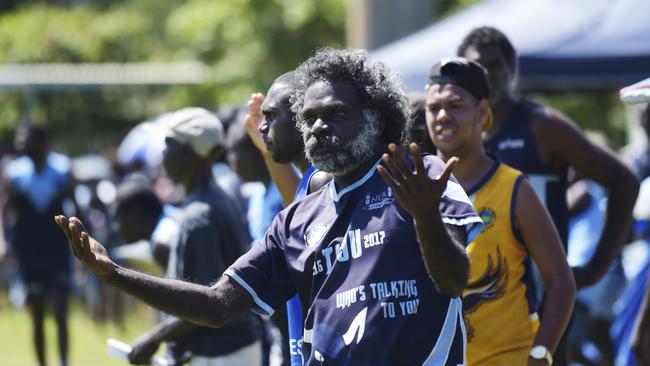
[435,108,451,121]
[258,120,269,134]
[310,118,329,136]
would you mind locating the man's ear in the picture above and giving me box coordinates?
[478,99,489,126]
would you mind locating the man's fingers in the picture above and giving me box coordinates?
[436,156,459,184]
[81,232,93,261]
[68,222,84,258]
[246,93,264,116]
[54,215,71,238]
[388,143,412,177]
[69,217,87,233]
[382,153,410,191]
[377,165,400,192]
[409,143,425,176]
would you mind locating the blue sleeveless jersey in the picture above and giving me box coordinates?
[6,152,72,275]
[483,99,569,247]
[226,155,482,365]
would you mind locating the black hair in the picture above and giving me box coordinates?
[274,71,298,89]
[225,111,255,151]
[290,48,411,147]
[457,26,517,73]
[114,176,163,218]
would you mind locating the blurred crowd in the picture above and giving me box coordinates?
[0,25,648,366]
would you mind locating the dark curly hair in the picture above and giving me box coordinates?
[457,26,517,74]
[290,48,412,147]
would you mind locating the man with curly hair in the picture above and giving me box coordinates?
[55,48,483,365]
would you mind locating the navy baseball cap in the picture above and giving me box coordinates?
[426,57,490,101]
[426,57,493,130]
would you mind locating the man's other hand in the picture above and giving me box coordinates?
[54,215,114,278]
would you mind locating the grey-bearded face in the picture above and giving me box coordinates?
[302,110,381,176]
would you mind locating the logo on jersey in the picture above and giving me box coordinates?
[362,187,395,210]
[312,229,386,275]
[497,138,525,151]
[305,224,329,247]
[343,307,368,346]
[463,246,509,341]
[478,207,496,230]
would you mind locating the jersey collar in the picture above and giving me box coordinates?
[329,158,382,202]
[466,157,501,196]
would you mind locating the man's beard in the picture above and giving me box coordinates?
[302,110,381,176]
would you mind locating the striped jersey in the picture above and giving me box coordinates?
[226,155,482,365]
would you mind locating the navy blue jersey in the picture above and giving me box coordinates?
[5,152,72,277]
[226,155,482,365]
[483,99,569,246]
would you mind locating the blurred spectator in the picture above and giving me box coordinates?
[458,26,639,365]
[112,175,177,271]
[610,177,650,366]
[621,103,650,180]
[227,114,288,366]
[116,113,171,180]
[212,105,252,214]
[71,154,126,325]
[227,114,290,365]
[226,117,283,243]
[407,92,436,155]
[126,108,261,366]
[567,175,626,365]
[1,124,74,366]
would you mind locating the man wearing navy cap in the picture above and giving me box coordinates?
[427,57,575,366]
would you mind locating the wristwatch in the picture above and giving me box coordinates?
[529,345,553,365]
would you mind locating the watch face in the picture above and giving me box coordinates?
[531,346,548,358]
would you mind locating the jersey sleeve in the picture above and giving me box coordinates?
[423,155,484,245]
[224,210,296,316]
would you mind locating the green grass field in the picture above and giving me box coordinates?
[0,294,157,366]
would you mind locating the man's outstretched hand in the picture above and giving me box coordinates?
[377,143,458,220]
[54,215,115,278]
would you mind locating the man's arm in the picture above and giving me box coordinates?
[534,109,639,288]
[516,178,576,357]
[413,214,470,297]
[54,216,254,328]
[377,144,469,297]
[128,317,198,365]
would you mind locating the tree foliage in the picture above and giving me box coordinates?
[0,0,345,153]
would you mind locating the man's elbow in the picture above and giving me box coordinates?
[202,312,227,328]
[548,268,576,306]
[437,257,469,297]
[440,281,467,298]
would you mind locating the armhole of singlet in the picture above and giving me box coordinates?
[511,174,526,245]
